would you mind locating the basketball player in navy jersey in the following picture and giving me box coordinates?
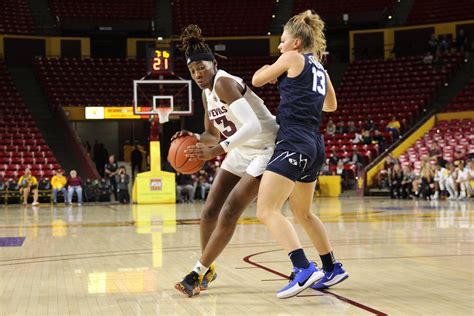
[252,10,348,298]
[173,25,279,297]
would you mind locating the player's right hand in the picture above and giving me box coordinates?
[171,130,195,142]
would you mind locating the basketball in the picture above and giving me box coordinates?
[167,135,204,174]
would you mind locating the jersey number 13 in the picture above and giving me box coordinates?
[312,67,326,95]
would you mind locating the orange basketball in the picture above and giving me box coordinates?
[168,135,204,174]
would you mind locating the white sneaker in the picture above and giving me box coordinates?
[32,201,39,206]
[432,191,439,200]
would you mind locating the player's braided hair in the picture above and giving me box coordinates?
[285,10,327,63]
[178,24,213,59]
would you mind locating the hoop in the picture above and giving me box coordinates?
[156,107,172,124]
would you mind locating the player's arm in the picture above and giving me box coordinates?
[186,77,262,160]
[252,51,304,87]
[323,72,337,112]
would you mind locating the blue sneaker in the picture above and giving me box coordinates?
[310,262,348,290]
[277,262,324,299]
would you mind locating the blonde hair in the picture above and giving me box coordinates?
[284,10,326,63]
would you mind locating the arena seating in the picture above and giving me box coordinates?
[397,119,473,174]
[446,79,474,112]
[0,0,35,34]
[317,53,463,170]
[0,62,60,181]
[407,0,474,25]
[172,0,275,36]
[33,57,148,108]
[293,0,395,26]
[49,0,154,21]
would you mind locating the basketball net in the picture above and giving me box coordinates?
[156,107,172,124]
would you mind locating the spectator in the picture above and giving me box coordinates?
[432,163,448,200]
[418,166,434,200]
[350,147,364,168]
[362,128,372,145]
[105,154,119,201]
[364,118,375,131]
[386,116,401,138]
[423,51,434,64]
[401,165,415,199]
[389,163,403,199]
[377,155,395,188]
[446,163,459,200]
[176,173,195,203]
[116,166,130,204]
[351,131,364,144]
[18,168,39,206]
[456,160,470,200]
[325,120,336,136]
[51,169,68,204]
[67,170,83,205]
[328,149,339,165]
[467,160,474,197]
[131,145,143,178]
[347,120,357,133]
[372,128,386,152]
[336,121,347,134]
[320,160,331,175]
[197,169,212,200]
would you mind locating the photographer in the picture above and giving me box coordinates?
[116,166,130,204]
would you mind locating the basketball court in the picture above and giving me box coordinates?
[0,197,472,315]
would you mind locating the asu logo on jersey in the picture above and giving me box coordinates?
[208,106,228,119]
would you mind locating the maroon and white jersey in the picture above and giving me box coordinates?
[204,70,278,153]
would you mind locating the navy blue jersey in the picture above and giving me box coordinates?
[275,53,327,158]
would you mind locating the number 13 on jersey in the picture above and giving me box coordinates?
[312,67,326,95]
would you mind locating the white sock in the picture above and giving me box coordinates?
[192,261,209,276]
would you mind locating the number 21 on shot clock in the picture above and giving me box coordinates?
[152,49,173,74]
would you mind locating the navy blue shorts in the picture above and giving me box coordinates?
[266,147,325,183]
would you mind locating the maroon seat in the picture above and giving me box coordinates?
[0,61,63,176]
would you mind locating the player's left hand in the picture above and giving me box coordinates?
[185,143,216,161]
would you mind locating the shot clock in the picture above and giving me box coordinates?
[146,44,173,75]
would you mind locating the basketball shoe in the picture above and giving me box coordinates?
[175,271,201,297]
[310,262,349,290]
[200,264,217,290]
[277,262,323,299]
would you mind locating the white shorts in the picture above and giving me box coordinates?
[221,146,274,178]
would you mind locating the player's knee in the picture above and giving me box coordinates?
[256,206,272,223]
[220,202,243,225]
[201,200,221,222]
[293,209,311,223]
